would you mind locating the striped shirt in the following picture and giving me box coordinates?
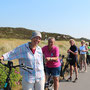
[3,42,45,83]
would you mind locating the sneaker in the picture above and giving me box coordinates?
[66,77,72,82]
[84,70,87,72]
[73,78,78,83]
[79,69,83,73]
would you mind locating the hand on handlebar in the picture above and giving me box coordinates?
[0,60,33,74]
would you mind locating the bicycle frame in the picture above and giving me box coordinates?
[4,62,12,90]
[59,55,71,81]
[44,75,54,90]
[0,60,33,90]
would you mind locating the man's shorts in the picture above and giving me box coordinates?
[45,66,61,77]
[67,57,78,67]
[79,54,86,61]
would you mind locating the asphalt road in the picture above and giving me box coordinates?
[59,66,90,90]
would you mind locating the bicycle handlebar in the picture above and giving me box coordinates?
[12,63,33,70]
[0,60,33,72]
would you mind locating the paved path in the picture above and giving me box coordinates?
[59,66,90,90]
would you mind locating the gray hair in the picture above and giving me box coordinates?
[48,37,55,41]
[81,40,85,44]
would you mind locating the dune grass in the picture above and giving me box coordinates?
[0,38,81,56]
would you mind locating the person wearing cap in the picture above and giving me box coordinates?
[0,31,45,90]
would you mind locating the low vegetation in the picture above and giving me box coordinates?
[0,27,90,41]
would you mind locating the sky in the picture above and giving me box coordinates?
[0,0,90,39]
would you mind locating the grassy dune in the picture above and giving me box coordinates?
[0,38,81,56]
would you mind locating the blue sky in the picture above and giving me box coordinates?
[0,0,90,39]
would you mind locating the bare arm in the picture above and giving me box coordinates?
[45,57,59,62]
[82,46,88,52]
[67,49,78,55]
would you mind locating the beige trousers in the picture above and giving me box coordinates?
[22,78,45,90]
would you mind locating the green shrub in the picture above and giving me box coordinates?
[0,64,22,89]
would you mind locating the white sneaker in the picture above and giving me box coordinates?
[79,69,83,73]
[84,70,87,72]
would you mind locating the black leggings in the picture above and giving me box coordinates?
[87,55,90,65]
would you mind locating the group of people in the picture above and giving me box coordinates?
[0,31,90,90]
[66,39,90,83]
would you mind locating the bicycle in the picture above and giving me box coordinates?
[0,60,33,90]
[59,55,71,82]
[60,55,80,82]
[44,55,65,90]
[44,74,54,90]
